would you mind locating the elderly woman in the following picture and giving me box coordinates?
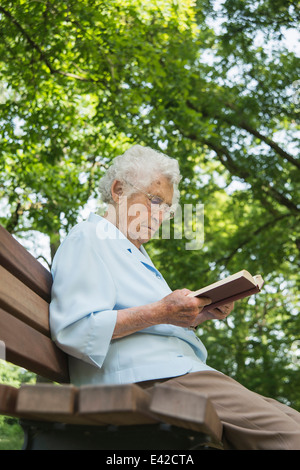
[50,145,300,450]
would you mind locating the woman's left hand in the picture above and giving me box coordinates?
[190,301,234,327]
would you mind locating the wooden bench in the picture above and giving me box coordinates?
[0,224,224,450]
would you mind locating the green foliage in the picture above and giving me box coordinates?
[0,361,36,450]
[0,416,23,450]
[0,0,299,447]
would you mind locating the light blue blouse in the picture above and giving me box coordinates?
[49,213,216,385]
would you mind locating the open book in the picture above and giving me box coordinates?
[188,270,264,312]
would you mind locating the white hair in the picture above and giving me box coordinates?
[98,144,182,205]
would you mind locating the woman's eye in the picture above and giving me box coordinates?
[151,197,163,205]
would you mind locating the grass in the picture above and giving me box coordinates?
[0,416,24,450]
[0,361,36,450]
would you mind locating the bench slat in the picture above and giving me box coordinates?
[17,384,75,415]
[149,384,223,443]
[0,265,49,336]
[0,308,69,383]
[0,384,19,417]
[0,225,52,302]
[16,384,94,425]
[0,384,40,421]
[0,384,95,425]
[16,384,158,426]
[78,384,158,425]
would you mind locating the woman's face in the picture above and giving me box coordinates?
[117,175,174,249]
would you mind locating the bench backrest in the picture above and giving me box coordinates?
[0,225,69,383]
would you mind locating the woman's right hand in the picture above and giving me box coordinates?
[158,289,212,328]
[114,289,212,339]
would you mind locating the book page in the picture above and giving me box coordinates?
[189,270,255,298]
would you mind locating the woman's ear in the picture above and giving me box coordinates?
[110,180,123,203]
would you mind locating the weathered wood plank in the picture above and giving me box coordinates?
[15,384,94,424]
[17,384,95,425]
[0,384,19,417]
[16,384,156,426]
[0,225,52,302]
[0,384,42,421]
[17,384,75,415]
[149,384,223,443]
[78,384,158,425]
[0,308,69,383]
[0,265,49,336]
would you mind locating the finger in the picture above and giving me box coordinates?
[208,307,228,318]
[216,306,229,314]
[215,307,228,316]
[222,302,234,311]
[218,302,234,315]
[197,296,212,307]
[179,288,194,296]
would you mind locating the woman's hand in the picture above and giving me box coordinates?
[190,301,235,327]
[113,290,233,340]
[158,289,212,328]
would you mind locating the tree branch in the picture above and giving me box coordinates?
[203,138,300,215]
[186,99,300,170]
[225,99,300,169]
[240,119,300,170]
[214,213,291,269]
[5,202,23,234]
[0,5,104,84]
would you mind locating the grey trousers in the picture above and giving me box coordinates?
[139,371,300,450]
